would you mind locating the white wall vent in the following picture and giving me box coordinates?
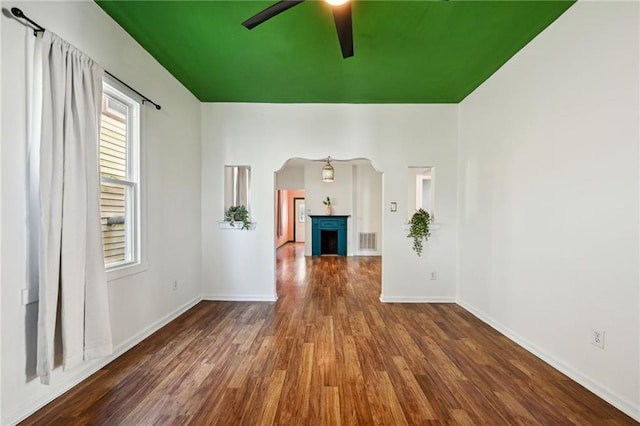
[358,232,377,251]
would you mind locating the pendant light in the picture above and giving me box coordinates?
[322,157,334,182]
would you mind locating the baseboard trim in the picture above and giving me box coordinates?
[4,296,202,426]
[379,295,456,303]
[456,299,640,422]
[202,294,278,302]
[7,294,637,423]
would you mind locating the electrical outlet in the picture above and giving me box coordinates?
[591,329,605,349]
[172,280,178,291]
[430,271,437,280]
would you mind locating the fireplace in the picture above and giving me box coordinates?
[309,215,349,256]
[320,230,338,255]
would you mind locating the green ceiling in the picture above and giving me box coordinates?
[96,0,574,103]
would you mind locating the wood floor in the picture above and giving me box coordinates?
[23,243,635,425]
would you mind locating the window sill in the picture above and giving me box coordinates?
[218,221,256,230]
[107,261,149,282]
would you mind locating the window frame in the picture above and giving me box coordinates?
[101,79,148,281]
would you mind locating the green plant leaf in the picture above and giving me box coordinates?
[224,205,251,230]
[407,208,431,256]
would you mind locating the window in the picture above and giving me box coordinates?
[99,83,141,270]
[407,166,434,220]
[224,165,251,213]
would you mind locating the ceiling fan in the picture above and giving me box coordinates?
[242,0,354,59]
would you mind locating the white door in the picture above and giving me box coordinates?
[294,198,305,242]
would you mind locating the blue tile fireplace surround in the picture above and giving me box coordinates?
[309,215,350,256]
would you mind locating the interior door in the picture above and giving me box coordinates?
[294,198,305,242]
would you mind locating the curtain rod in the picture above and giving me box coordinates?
[10,7,162,110]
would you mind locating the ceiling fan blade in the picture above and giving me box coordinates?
[242,0,306,29]
[331,2,354,59]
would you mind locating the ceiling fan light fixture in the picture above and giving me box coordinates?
[322,157,335,182]
[325,0,349,6]
[242,0,354,59]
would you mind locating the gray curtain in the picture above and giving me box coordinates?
[35,31,113,384]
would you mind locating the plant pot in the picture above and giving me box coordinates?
[325,206,332,215]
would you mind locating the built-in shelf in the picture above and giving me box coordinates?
[218,221,257,230]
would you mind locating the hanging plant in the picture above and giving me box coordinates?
[407,208,431,256]
[224,205,251,230]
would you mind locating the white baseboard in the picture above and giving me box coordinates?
[4,296,202,426]
[202,294,278,302]
[456,299,640,422]
[7,294,637,423]
[379,295,456,303]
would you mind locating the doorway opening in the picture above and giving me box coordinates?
[275,189,305,249]
[293,197,305,243]
[274,157,383,297]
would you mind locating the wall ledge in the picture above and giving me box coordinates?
[218,221,256,230]
[402,222,441,231]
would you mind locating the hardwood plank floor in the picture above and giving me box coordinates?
[22,243,636,425]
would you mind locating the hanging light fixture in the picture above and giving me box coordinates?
[325,0,349,5]
[322,157,335,182]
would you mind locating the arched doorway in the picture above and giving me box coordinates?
[274,157,383,296]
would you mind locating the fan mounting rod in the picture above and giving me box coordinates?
[242,0,354,59]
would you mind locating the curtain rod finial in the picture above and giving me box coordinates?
[11,7,25,18]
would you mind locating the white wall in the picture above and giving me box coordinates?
[201,103,459,303]
[305,162,354,217]
[7,0,633,422]
[304,162,355,255]
[275,165,304,190]
[457,1,639,419]
[275,162,382,255]
[0,12,3,415]
[1,1,202,423]
[353,164,383,256]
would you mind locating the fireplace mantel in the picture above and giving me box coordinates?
[309,215,350,256]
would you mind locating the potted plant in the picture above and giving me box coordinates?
[224,205,251,230]
[407,208,431,256]
[322,196,332,215]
